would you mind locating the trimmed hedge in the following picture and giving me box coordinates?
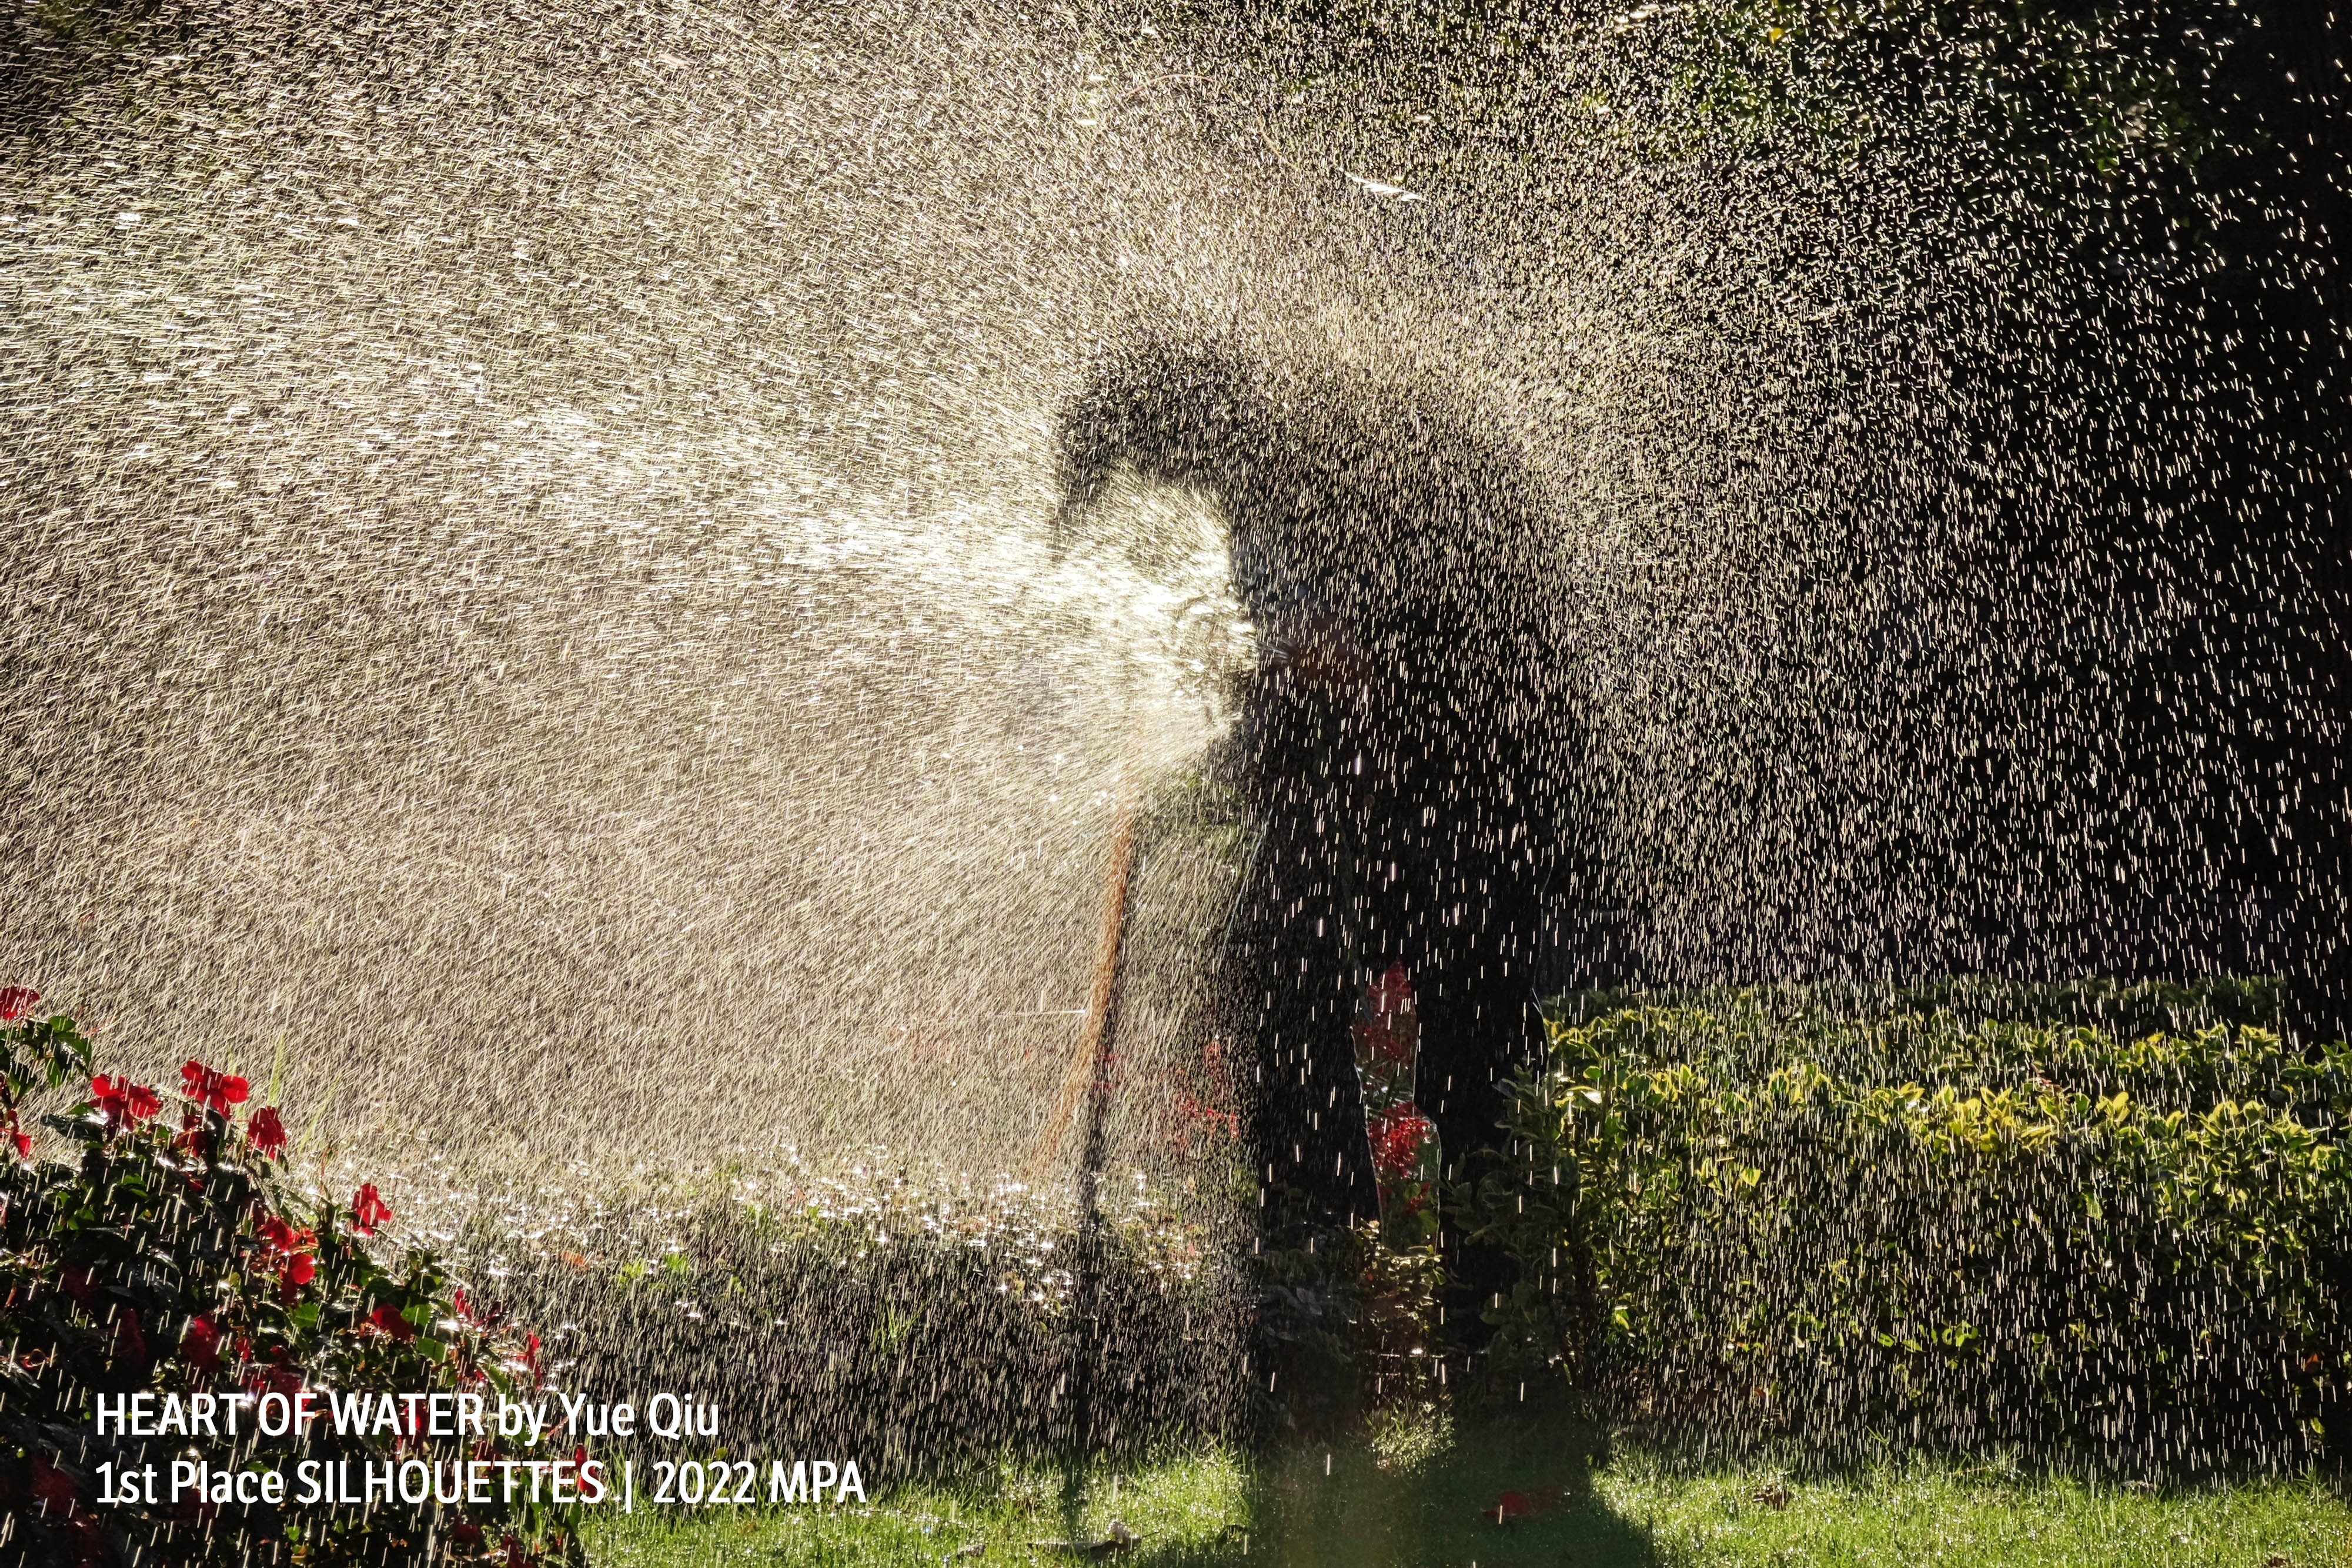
[1469,984,2350,1476]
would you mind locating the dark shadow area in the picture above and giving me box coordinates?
[1226,1423,1653,1568]
[1057,1420,1657,1568]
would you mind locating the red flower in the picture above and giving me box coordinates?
[173,1105,211,1162]
[92,1074,163,1127]
[256,1214,315,1256]
[450,1521,485,1550]
[1369,1103,1436,1186]
[254,1213,318,1295]
[365,1303,418,1343]
[244,1357,304,1399]
[1169,1089,1241,1155]
[114,1308,148,1365]
[1352,963,1419,1067]
[70,1513,109,1568]
[182,1315,223,1372]
[452,1288,507,1330]
[179,1061,250,1114]
[29,1455,77,1516]
[246,1106,289,1159]
[520,1332,543,1386]
[59,1265,98,1305]
[352,1183,393,1236]
[1369,962,1414,1020]
[0,986,38,1023]
[7,1121,30,1162]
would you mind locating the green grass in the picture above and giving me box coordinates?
[1601,1460,2350,1568]
[582,1422,2350,1567]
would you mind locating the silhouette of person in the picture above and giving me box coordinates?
[1053,339,1586,1345]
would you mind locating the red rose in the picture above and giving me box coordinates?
[0,986,38,1023]
[179,1061,250,1115]
[59,1265,98,1305]
[182,1315,223,1372]
[246,1106,289,1159]
[352,1183,393,1236]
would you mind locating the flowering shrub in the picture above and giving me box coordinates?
[1164,1037,1245,1163]
[1366,1107,1435,1198]
[0,993,586,1566]
[1467,987,2351,1476]
[1351,964,1438,1239]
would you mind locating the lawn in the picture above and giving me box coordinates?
[580,1418,2350,1567]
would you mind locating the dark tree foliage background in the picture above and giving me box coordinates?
[1131,0,2351,1034]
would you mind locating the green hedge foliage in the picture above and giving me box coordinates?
[1469,984,2350,1477]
